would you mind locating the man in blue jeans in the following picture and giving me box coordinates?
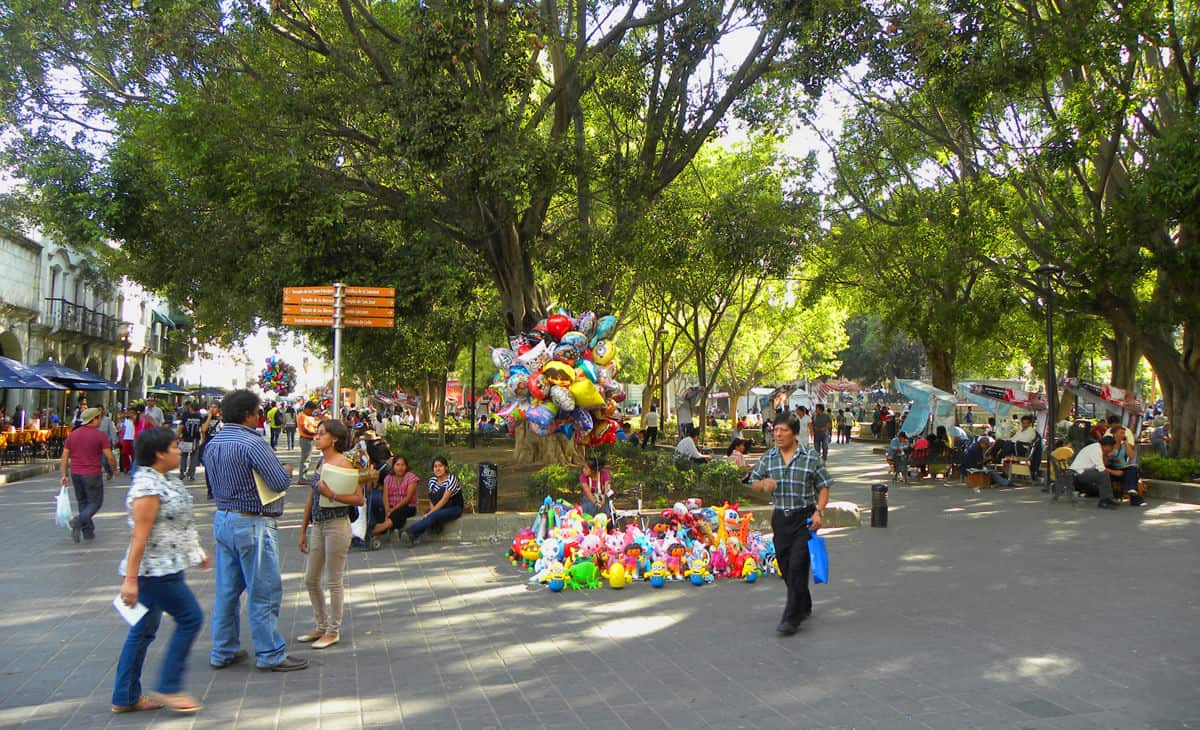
[201,389,307,672]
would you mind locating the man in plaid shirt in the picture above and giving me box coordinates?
[750,412,832,636]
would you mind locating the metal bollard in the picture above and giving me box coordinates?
[870,482,888,527]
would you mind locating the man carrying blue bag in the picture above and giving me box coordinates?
[751,412,832,636]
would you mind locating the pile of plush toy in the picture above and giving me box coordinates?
[488,311,625,446]
[506,497,779,591]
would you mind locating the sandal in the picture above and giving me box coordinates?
[112,696,163,713]
[153,692,202,713]
[296,629,324,642]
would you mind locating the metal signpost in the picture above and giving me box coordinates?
[282,284,395,417]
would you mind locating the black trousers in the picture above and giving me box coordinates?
[642,427,658,449]
[772,507,815,625]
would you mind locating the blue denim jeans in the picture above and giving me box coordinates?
[210,511,287,668]
[112,571,203,707]
[407,505,463,538]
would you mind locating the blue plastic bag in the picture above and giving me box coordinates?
[809,530,829,584]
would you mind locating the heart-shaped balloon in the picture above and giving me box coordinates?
[546,314,573,342]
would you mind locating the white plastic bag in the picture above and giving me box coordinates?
[350,505,367,541]
[55,486,73,528]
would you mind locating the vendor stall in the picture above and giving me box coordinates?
[895,379,957,437]
[1059,377,1144,435]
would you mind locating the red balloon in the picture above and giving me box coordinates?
[546,314,572,341]
[517,343,532,356]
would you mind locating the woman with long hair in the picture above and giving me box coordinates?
[297,419,363,650]
[400,456,463,546]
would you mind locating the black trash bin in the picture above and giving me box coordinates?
[477,461,499,513]
[870,482,888,527]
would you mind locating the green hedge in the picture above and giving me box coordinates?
[1139,455,1200,483]
[525,441,748,510]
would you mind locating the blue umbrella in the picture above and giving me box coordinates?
[30,360,127,391]
[148,382,190,395]
[191,387,226,398]
[0,356,67,390]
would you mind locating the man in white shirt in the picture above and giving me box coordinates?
[641,406,660,449]
[675,398,692,437]
[1069,436,1125,509]
[144,396,165,427]
[673,426,711,463]
[796,406,812,447]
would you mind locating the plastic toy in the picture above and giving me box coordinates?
[647,561,668,588]
[622,543,644,581]
[547,564,567,592]
[741,556,762,583]
[566,556,601,590]
[684,555,713,586]
[603,560,631,589]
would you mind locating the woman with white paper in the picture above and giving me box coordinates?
[113,427,210,714]
[297,419,363,650]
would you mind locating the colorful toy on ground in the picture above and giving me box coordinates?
[508,495,783,593]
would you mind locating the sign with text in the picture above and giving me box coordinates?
[283,304,335,316]
[283,286,335,300]
[345,286,395,297]
[343,316,394,328]
[282,314,335,326]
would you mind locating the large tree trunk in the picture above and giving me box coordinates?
[477,224,547,335]
[926,346,955,392]
[512,422,584,466]
[1142,335,1200,459]
[1104,332,1141,390]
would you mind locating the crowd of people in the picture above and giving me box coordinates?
[883,410,1150,510]
[46,388,466,714]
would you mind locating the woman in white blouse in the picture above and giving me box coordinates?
[113,427,210,714]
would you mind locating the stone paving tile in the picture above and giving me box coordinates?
[2,443,1198,730]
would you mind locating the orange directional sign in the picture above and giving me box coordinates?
[344,296,393,307]
[283,304,335,316]
[345,286,394,297]
[282,314,335,326]
[283,286,335,300]
[284,294,335,306]
[344,306,395,317]
[344,316,394,328]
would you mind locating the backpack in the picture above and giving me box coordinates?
[273,409,285,428]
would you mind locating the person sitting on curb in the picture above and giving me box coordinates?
[960,436,1011,486]
[400,456,464,546]
[1105,425,1145,507]
[886,432,909,480]
[1069,436,1135,509]
[673,425,711,464]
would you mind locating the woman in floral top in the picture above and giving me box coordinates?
[297,419,364,650]
[113,427,210,715]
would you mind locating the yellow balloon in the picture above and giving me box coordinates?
[593,339,617,366]
[569,378,605,408]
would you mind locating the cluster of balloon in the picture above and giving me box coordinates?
[258,356,297,397]
[489,311,625,447]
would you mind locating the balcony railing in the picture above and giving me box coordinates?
[150,333,190,360]
[44,298,118,341]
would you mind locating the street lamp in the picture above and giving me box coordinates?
[118,322,131,408]
[657,328,667,419]
[468,312,480,449]
[1035,264,1063,497]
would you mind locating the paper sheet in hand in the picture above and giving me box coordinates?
[254,470,285,506]
[317,464,360,507]
[113,595,149,626]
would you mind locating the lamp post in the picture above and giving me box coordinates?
[118,322,131,410]
[1035,264,1063,496]
[468,313,479,449]
[657,328,667,418]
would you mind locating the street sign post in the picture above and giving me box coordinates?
[281,283,396,415]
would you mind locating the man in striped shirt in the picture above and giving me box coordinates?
[201,389,307,672]
[750,412,832,636]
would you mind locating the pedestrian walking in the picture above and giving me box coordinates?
[98,405,118,479]
[119,409,136,473]
[641,406,660,449]
[267,402,282,451]
[283,406,297,450]
[177,404,203,480]
[201,389,307,672]
[296,401,319,482]
[749,413,832,636]
[297,419,363,650]
[112,427,208,715]
[199,404,222,499]
[811,404,832,462]
[60,407,118,543]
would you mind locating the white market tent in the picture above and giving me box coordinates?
[895,379,957,437]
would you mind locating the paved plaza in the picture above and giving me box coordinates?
[0,441,1197,730]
